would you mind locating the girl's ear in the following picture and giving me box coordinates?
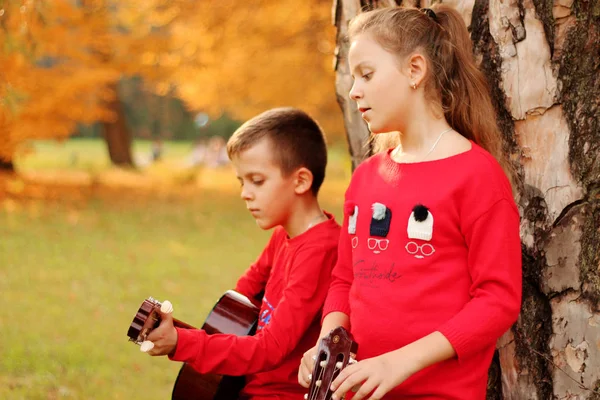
[294,167,314,195]
[408,53,428,89]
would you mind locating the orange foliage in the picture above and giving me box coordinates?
[0,0,343,163]
[0,1,118,162]
[170,0,344,136]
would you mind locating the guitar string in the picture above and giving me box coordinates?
[308,355,327,400]
[308,360,325,400]
[309,356,345,400]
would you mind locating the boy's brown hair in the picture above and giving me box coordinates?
[226,107,327,195]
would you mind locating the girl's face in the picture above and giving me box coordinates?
[348,33,413,134]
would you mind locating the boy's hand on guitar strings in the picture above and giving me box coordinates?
[145,300,178,357]
[329,353,412,400]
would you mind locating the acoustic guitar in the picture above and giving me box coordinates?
[305,327,358,400]
[127,290,260,400]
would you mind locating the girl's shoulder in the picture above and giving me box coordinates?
[344,150,390,187]
[460,143,513,197]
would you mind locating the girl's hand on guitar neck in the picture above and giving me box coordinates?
[328,352,411,400]
[145,301,179,357]
[298,345,318,388]
[329,331,456,400]
[299,312,351,388]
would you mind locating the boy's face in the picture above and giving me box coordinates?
[232,138,297,230]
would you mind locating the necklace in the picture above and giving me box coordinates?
[423,127,453,159]
[307,211,326,230]
[392,127,453,161]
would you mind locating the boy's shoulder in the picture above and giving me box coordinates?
[270,215,341,251]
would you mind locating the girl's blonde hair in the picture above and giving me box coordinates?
[350,5,515,186]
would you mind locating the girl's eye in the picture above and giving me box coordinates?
[363,73,372,81]
[252,180,264,186]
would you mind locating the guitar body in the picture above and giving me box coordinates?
[128,290,259,400]
[171,291,260,400]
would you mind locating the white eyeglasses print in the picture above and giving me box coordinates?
[351,236,359,249]
[367,238,389,254]
[405,241,435,259]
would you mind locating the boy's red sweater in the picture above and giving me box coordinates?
[324,144,522,399]
[170,213,341,399]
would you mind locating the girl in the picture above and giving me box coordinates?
[299,4,522,400]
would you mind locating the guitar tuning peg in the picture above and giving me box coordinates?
[304,394,308,399]
[160,300,173,314]
[348,357,357,364]
[320,360,327,367]
[315,380,322,387]
[335,361,343,369]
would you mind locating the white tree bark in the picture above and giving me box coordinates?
[333,1,600,398]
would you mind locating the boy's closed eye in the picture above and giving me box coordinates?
[237,176,265,187]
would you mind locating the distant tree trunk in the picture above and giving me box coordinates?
[80,0,134,167]
[333,0,600,399]
[0,158,14,172]
[102,82,134,166]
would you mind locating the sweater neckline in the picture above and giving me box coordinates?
[383,140,476,168]
[285,211,336,245]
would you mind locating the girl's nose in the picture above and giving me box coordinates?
[349,81,362,101]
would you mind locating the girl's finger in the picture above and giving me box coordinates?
[331,361,358,389]
[348,378,377,400]
[298,362,311,388]
[368,383,391,400]
[331,367,365,399]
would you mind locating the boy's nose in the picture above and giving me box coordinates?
[241,187,253,201]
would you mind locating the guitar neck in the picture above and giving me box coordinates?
[173,318,195,330]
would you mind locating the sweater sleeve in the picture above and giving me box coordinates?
[322,201,354,318]
[438,198,522,361]
[234,231,279,301]
[169,244,337,375]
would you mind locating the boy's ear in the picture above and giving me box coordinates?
[294,167,314,195]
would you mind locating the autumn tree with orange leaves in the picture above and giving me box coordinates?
[0,0,341,171]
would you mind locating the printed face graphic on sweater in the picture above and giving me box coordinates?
[406,204,435,259]
[368,203,392,254]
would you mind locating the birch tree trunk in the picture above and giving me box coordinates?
[332,0,600,398]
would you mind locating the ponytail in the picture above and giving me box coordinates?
[432,5,514,186]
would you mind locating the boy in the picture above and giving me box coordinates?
[145,107,341,399]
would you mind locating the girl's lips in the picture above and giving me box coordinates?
[358,107,371,113]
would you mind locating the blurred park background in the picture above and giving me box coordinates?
[0,0,351,398]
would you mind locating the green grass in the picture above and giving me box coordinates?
[0,138,349,399]
[15,138,196,173]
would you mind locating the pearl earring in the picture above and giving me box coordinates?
[411,82,417,90]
